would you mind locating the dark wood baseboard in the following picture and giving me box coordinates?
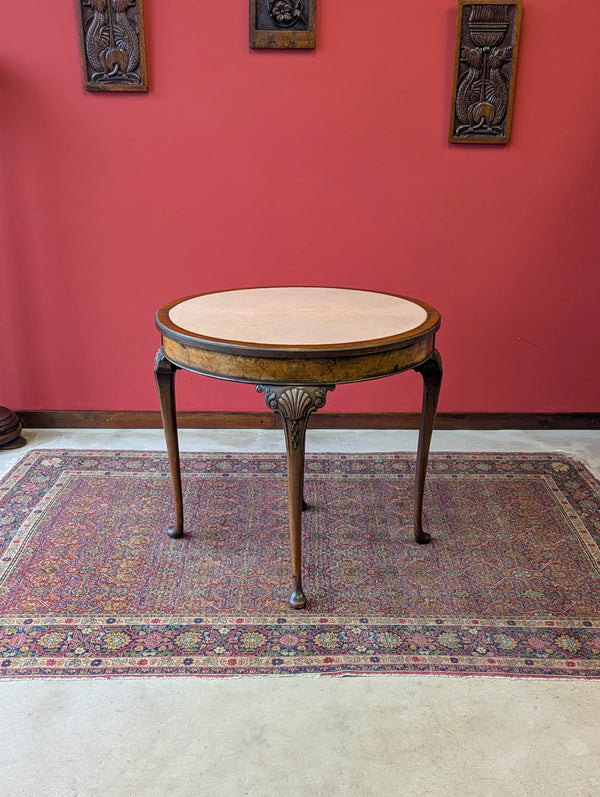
[16,410,600,430]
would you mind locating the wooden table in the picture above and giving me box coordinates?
[155,287,442,608]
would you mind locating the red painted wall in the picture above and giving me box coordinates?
[1,1,599,414]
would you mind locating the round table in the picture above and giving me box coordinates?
[155,287,442,609]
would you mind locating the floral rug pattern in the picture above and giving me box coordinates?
[1,450,600,678]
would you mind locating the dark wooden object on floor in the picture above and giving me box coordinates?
[155,287,441,609]
[0,406,26,450]
[449,0,522,144]
[250,0,317,48]
[76,0,148,92]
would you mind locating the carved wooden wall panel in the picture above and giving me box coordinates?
[250,0,317,49]
[76,0,148,92]
[449,0,522,144]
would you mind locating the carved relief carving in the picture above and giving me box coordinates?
[250,0,316,49]
[256,385,334,449]
[76,0,148,92]
[449,1,522,144]
[268,1,307,28]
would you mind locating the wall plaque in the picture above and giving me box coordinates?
[250,0,317,49]
[449,0,522,144]
[76,0,148,92]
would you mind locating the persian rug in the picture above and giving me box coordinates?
[1,449,600,679]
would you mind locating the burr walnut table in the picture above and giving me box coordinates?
[155,287,442,609]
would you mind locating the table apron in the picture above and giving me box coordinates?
[161,336,436,385]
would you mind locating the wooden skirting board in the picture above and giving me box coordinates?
[16,411,600,430]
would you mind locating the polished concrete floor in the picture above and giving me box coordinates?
[1,428,600,797]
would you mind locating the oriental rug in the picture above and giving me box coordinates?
[1,449,600,679]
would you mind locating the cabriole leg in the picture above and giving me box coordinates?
[413,349,443,544]
[257,384,334,609]
[154,348,184,539]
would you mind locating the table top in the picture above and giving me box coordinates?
[160,287,437,348]
[156,287,440,385]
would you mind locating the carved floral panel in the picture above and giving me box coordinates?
[449,0,522,144]
[250,0,317,49]
[76,0,148,92]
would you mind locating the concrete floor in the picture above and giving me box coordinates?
[1,428,600,797]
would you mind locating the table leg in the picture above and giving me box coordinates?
[413,349,443,544]
[154,348,184,539]
[257,385,334,609]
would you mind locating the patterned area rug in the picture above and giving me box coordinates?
[1,449,600,679]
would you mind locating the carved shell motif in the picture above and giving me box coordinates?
[257,385,334,448]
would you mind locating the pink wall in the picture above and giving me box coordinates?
[1,1,599,415]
